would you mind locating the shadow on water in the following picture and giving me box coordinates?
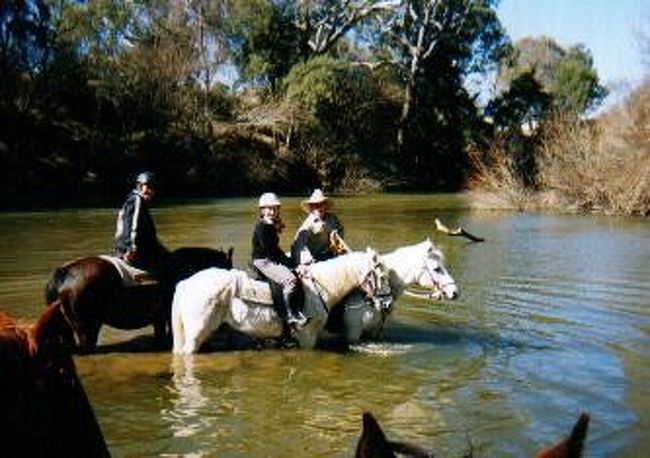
[372,320,550,353]
[92,335,170,354]
[92,315,554,357]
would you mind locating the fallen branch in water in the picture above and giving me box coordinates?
[434,218,485,242]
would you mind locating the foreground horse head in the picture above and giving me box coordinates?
[171,248,390,353]
[44,246,234,353]
[0,305,109,456]
[382,238,458,301]
[355,412,589,458]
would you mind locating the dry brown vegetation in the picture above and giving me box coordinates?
[469,79,650,216]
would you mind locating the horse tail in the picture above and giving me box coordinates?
[171,286,185,354]
[45,265,69,304]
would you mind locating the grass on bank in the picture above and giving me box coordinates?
[469,80,650,217]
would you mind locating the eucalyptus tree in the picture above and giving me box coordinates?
[226,0,398,89]
[496,37,607,119]
[364,0,508,173]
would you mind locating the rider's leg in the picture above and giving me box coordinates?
[283,276,307,327]
[253,259,307,327]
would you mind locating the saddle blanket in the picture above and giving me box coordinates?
[99,255,157,287]
[231,270,274,305]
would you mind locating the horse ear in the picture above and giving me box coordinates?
[365,247,378,259]
[356,412,394,458]
[534,412,589,458]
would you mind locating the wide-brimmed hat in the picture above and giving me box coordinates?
[258,192,281,208]
[301,188,332,212]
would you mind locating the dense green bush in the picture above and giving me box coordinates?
[282,57,394,190]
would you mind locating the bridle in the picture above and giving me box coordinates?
[407,254,457,301]
[358,259,393,312]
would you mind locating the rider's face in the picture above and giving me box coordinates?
[309,203,325,218]
[138,184,155,201]
[260,206,279,219]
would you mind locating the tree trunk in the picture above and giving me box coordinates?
[397,71,417,157]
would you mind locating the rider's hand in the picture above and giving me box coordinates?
[296,264,311,278]
[122,251,135,263]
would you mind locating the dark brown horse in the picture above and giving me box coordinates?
[45,247,233,353]
[356,411,590,458]
[0,305,110,457]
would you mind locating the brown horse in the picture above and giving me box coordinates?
[0,305,110,457]
[356,411,590,458]
[45,247,233,353]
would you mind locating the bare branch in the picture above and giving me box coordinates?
[302,0,400,55]
[434,218,485,242]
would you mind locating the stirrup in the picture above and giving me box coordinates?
[287,311,309,328]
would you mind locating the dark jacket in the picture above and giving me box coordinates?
[251,219,294,267]
[291,212,344,264]
[113,191,166,270]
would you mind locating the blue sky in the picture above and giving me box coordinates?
[498,0,648,106]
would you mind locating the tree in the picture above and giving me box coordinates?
[369,0,507,157]
[282,56,393,189]
[497,37,607,117]
[226,0,398,89]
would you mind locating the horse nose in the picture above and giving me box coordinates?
[447,287,459,300]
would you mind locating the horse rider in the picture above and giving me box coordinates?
[251,192,308,331]
[112,171,168,276]
[291,188,346,266]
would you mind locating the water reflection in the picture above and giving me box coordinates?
[165,357,210,441]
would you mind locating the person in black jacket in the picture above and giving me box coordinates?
[251,192,308,329]
[113,171,168,275]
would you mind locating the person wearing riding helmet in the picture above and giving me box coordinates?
[251,192,308,330]
[113,171,168,275]
[291,188,345,265]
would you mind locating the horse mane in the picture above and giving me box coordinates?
[0,310,17,330]
[309,251,374,291]
[0,310,29,355]
[385,239,443,262]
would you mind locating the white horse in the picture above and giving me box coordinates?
[330,238,459,343]
[171,249,387,354]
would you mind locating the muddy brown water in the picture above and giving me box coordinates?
[0,194,648,456]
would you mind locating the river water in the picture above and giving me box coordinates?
[0,194,648,457]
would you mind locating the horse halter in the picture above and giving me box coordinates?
[415,253,457,301]
[358,258,393,311]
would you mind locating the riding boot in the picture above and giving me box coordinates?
[284,291,308,328]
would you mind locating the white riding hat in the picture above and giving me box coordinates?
[301,188,331,211]
[258,192,281,208]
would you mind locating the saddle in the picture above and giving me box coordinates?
[99,255,158,287]
[238,267,277,306]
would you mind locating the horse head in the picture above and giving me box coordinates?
[0,305,109,456]
[356,411,590,458]
[415,239,458,300]
[382,239,459,301]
